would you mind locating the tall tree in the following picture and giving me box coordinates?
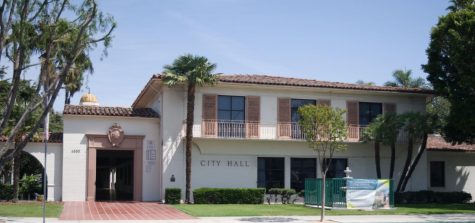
[162,54,219,203]
[384,69,428,88]
[422,0,475,144]
[0,0,116,166]
[298,104,347,222]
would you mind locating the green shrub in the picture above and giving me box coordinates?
[193,188,265,204]
[395,190,472,204]
[165,188,181,204]
[19,174,42,200]
[0,183,14,200]
[267,188,296,204]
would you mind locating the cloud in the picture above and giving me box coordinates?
[164,10,288,74]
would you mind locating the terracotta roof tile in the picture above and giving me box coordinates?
[427,134,475,152]
[152,74,434,94]
[63,105,159,118]
[0,132,63,143]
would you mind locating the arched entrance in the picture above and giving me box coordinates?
[86,134,144,201]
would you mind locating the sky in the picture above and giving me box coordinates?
[52,0,449,110]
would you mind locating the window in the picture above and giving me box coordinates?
[218,96,245,137]
[359,102,382,126]
[290,99,316,139]
[430,161,445,187]
[291,158,317,192]
[257,157,285,189]
[324,158,348,178]
[218,96,245,121]
[291,99,317,123]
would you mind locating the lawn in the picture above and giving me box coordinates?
[0,202,63,217]
[173,203,475,217]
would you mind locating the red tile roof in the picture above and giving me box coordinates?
[427,134,475,152]
[63,105,159,118]
[0,132,63,143]
[152,74,434,94]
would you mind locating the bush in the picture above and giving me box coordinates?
[267,188,297,204]
[165,188,181,204]
[19,174,42,200]
[193,188,265,204]
[395,190,472,204]
[0,183,14,200]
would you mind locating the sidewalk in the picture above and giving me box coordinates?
[2,214,475,223]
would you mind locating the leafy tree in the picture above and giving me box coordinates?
[298,104,347,222]
[422,0,475,144]
[162,54,219,203]
[384,69,428,88]
[0,0,116,166]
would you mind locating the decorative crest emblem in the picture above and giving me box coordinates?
[108,123,124,147]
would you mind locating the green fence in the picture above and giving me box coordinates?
[304,178,394,208]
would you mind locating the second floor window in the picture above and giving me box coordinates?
[359,102,382,126]
[291,99,316,123]
[218,96,245,121]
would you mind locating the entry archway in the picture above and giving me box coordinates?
[86,134,144,201]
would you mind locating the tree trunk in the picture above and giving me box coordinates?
[320,173,325,222]
[396,133,414,192]
[65,90,71,105]
[389,142,396,179]
[12,153,20,202]
[184,83,196,203]
[400,134,428,191]
[374,141,381,179]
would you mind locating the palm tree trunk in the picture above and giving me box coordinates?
[400,134,428,191]
[184,83,196,203]
[374,141,381,179]
[396,133,413,192]
[389,142,396,179]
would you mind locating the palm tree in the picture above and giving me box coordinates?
[384,69,428,88]
[363,113,404,179]
[162,54,219,203]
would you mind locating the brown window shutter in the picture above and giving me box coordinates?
[278,98,291,138]
[346,101,358,126]
[318,99,331,107]
[246,96,260,138]
[202,94,217,136]
[383,103,397,114]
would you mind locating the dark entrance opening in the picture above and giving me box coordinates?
[96,150,134,201]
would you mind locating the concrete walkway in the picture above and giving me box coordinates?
[2,214,475,223]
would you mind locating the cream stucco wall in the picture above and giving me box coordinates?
[157,84,430,200]
[191,84,428,137]
[20,143,63,201]
[427,151,475,200]
[189,139,428,192]
[62,115,160,201]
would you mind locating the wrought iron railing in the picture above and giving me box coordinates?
[196,120,408,143]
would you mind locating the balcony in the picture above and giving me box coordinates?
[193,120,409,143]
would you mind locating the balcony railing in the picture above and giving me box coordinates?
[194,120,408,143]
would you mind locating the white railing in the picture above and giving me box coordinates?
[194,120,409,143]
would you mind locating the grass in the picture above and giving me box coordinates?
[0,201,63,217]
[173,203,475,217]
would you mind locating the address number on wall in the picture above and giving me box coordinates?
[71,149,80,154]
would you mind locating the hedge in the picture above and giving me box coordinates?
[395,190,472,204]
[165,188,181,204]
[193,188,265,204]
[0,183,14,200]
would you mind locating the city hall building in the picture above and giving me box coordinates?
[10,74,475,202]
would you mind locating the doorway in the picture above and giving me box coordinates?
[95,150,134,201]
